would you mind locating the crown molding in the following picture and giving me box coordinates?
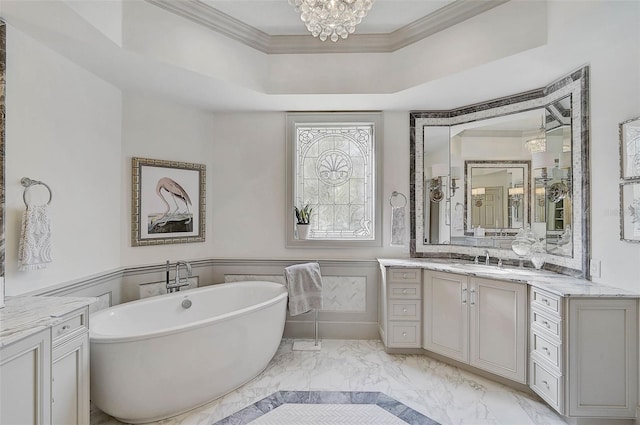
[144,0,510,55]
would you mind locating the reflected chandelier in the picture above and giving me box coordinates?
[288,0,375,42]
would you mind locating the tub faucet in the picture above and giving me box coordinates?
[167,261,192,293]
[483,249,490,265]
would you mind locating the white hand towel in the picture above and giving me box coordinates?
[284,262,323,316]
[391,206,406,246]
[18,204,52,271]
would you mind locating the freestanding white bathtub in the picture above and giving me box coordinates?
[90,281,287,423]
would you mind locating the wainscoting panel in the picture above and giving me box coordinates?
[225,274,367,313]
[33,258,381,340]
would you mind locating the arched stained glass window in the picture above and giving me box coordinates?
[287,113,382,246]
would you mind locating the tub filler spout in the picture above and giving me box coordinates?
[167,261,192,293]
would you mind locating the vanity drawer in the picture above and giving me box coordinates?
[388,268,421,284]
[532,330,562,371]
[532,309,561,339]
[52,309,88,345]
[389,283,421,299]
[388,322,420,348]
[530,358,563,412]
[389,300,421,321]
[531,288,562,316]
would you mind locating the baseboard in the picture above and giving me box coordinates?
[284,320,379,340]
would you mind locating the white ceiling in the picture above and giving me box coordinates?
[2,0,567,112]
[199,0,456,36]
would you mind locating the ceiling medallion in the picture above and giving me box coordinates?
[288,0,375,42]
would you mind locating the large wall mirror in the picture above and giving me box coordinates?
[410,66,589,276]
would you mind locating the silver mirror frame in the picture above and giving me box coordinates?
[410,66,590,277]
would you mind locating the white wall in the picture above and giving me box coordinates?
[119,98,410,266]
[2,1,639,296]
[4,25,122,295]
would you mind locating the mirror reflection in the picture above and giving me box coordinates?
[411,66,589,275]
[419,97,574,256]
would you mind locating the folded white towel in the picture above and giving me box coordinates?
[18,205,52,271]
[284,262,323,316]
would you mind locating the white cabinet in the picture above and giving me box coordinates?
[530,287,638,419]
[0,329,52,425]
[0,304,90,425]
[383,268,422,348]
[424,271,527,383]
[51,308,90,425]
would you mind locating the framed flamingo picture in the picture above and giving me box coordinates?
[131,157,206,246]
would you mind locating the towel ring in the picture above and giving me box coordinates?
[21,177,53,207]
[389,191,407,208]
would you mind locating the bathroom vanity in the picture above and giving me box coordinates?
[378,259,639,423]
[0,296,95,425]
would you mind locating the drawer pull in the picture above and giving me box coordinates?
[402,308,407,313]
[542,346,550,354]
[541,380,550,389]
[541,298,549,305]
[470,288,476,306]
[402,273,407,279]
[462,288,467,304]
[542,320,550,328]
[402,289,407,295]
[402,332,407,337]
[59,325,71,334]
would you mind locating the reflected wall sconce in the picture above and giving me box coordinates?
[428,163,460,203]
[472,187,485,207]
[508,186,524,206]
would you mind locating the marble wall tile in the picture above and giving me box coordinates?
[225,274,366,312]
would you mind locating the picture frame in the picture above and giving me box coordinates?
[619,116,640,180]
[620,181,640,243]
[131,157,205,246]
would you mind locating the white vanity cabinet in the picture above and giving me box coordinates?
[0,298,92,425]
[381,268,422,348]
[51,308,90,425]
[0,328,52,425]
[423,270,527,383]
[530,287,638,419]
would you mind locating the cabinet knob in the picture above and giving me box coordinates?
[542,321,550,328]
[402,308,407,313]
[402,273,407,278]
[402,332,407,337]
[59,325,70,334]
[542,346,550,354]
[542,298,549,305]
[402,289,407,295]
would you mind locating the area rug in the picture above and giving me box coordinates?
[213,391,440,425]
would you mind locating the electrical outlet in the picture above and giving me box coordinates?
[589,259,601,278]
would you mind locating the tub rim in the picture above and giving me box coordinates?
[90,280,287,344]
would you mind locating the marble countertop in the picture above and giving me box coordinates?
[0,295,97,348]
[378,258,640,298]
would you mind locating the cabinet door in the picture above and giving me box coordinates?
[567,298,638,418]
[52,333,89,425]
[423,271,468,362]
[469,277,527,383]
[0,329,51,425]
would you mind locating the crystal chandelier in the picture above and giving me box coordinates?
[525,116,546,153]
[288,0,375,42]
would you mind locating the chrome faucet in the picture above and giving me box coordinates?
[483,249,490,265]
[166,261,192,293]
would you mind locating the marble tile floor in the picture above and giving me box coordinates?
[91,339,568,425]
